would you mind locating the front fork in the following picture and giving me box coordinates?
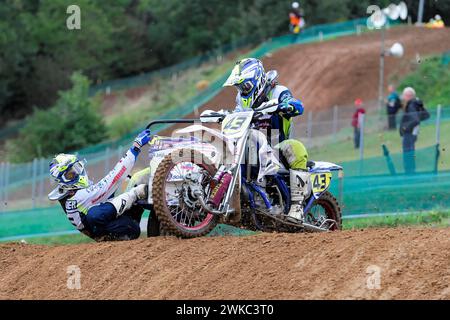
[193,133,249,217]
[218,132,249,218]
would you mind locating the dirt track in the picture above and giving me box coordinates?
[1,228,449,300]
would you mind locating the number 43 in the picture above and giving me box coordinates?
[313,173,327,190]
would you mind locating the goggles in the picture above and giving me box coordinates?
[60,161,86,183]
[237,80,254,96]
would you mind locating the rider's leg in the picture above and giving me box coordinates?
[84,202,117,238]
[102,215,141,240]
[84,203,141,241]
[82,185,146,241]
[287,170,310,221]
[107,184,148,216]
[127,205,145,224]
[276,139,310,221]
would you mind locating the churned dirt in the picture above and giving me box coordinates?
[0,227,449,300]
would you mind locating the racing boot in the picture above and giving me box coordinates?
[287,170,310,222]
[108,184,148,217]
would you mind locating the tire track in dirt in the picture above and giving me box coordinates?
[0,228,449,300]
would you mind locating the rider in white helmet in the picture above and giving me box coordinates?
[224,58,310,222]
[48,129,151,241]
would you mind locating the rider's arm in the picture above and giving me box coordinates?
[278,89,304,117]
[64,150,138,221]
[87,130,152,206]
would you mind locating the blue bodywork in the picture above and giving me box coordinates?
[241,172,291,213]
[241,164,340,215]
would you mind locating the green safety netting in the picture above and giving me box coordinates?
[442,51,450,65]
[330,171,450,216]
[340,145,440,177]
[328,145,448,216]
[1,145,447,240]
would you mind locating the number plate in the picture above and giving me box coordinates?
[221,112,253,138]
[311,172,332,195]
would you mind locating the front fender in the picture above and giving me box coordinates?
[309,161,342,172]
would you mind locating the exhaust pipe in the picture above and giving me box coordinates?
[193,190,230,216]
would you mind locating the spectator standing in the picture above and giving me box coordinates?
[351,98,366,149]
[386,84,401,130]
[399,87,424,174]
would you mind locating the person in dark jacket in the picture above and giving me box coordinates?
[386,84,401,130]
[351,98,366,149]
[399,87,421,174]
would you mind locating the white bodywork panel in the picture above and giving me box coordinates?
[310,161,342,172]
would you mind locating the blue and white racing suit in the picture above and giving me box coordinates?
[61,148,142,240]
[235,84,304,142]
[235,84,308,170]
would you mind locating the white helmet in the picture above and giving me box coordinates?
[435,15,442,21]
[48,154,90,201]
[223,58,267,109]
[292,2,300,9]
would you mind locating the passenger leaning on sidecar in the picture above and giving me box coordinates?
[223,58,310,221]
[47,130,152,241]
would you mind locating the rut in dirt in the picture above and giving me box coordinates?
[0,227,449,300]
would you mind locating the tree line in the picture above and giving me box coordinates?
[0,0,448,128]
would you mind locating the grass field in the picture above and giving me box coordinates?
[308,117,449,170]
[343,210,450,229]
[398,55,450,108]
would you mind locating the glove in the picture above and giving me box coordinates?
[279,101,294,114]
[134,129,151,148]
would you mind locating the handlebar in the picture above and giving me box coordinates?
[253,101,294,114]
[145,102,293,131]
[146,119,200,130]
[253,101,280,112]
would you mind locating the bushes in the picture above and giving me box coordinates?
[7,73,107,162]
[398,56,450,108]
